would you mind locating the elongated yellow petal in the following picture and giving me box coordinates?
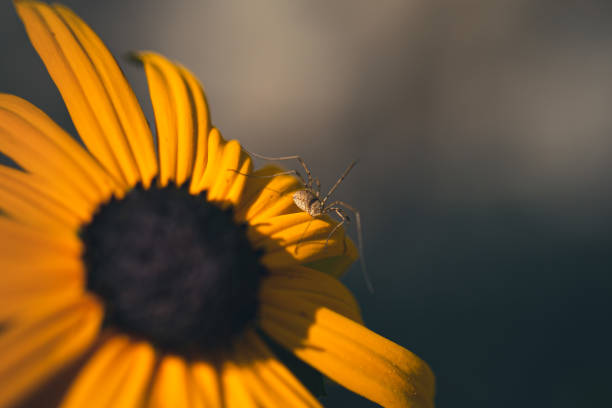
[0,166,81,232]
[225,159,253,209]
[0,292,83,324]
[235,165,302,222]
[0,165,91,221]
[260,235,347,268]
[0,229,83,297]
[142,60,175,185]
[0,247,82,285]
[251,213,339,247]
[0,271,83,322]
[220,361,257,408]
[53,4,158,188]
[247,212,311,243]
[0,216,81,257]
[208,140,248,206]
[0,252,85,321]
[190,361,221,408]
[0,218,83,320]
[193,127,223,194]
[261,266,362,324]
[0,254,81,287]
[108,343,156,408]
[234,166,279,220]
[0,295,102,408]
[0,94,116,210]
[136,52,199,187]
[60,335,131,408]
[15,1,145,186]
[234,331,322,408]
[303,236,359,278]
[0,166,82,223]
[181,66,211,191]
[225,154,252,210]
[61,335,156,408]
[261,306,435,408]
[0,189,67,232]
[148,355,191,408]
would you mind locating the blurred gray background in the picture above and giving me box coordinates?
[2,0,612,406]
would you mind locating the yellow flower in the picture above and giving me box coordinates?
[0,1,435,407]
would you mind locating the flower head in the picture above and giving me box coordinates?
[0,1,435,407]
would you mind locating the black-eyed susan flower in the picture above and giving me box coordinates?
[0,1,435,407]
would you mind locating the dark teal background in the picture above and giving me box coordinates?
[1,1,611,406]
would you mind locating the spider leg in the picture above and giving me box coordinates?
[294,217,315,254]
[241,149,314,188]
[227,168,305,184]
[325,200,372,292]
[314,177,322,197]
[324,208,348,249]
[321,160,357,205]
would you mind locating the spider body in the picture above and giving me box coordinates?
[293,189,323,217]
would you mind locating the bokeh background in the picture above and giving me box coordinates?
[2,0,612,406]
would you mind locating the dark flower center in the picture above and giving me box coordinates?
[80,182,266,357]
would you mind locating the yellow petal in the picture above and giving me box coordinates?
[53,4,158,188]
[109,342,156,408]
[15,1,147,186]
[247,212,312,243]
[220,361,258,408]
[249,213,340,248]
[303,235,359,278]
[233,331,322,408]
[181,66,211,191]
[208,140,249,207]
[0,216,81,257]
[148,355,192,408]
[260,234,348,269]
[261,307,435,408]
[0,253,81,287]
[235,165,302,223]
[135,52,202,186]
[261,265,362,324]
[0,218,84,320]
[0,165,91,221]
[225,153,252,210]
[0,243,82,282]
[0,295,102,408]
[61,335,156,408]
[190,361,221,408]
[192,127,223,194]
[59,335,130,408]
[0,94,116,210]
[0,166,81,232]
[0,271,83,322]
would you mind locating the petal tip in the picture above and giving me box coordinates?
[124,51,143,65]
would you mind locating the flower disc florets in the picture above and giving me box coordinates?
[80,182,266,357]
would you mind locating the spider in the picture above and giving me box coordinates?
[238,150,373,292]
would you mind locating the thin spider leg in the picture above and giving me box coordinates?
[324,208,347,248]
[326,200,372,292]
[314,177,322,198]
[294,217,315,254]
[242,148,314,188]
[227,168,305,184]
[321,160,357,205]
